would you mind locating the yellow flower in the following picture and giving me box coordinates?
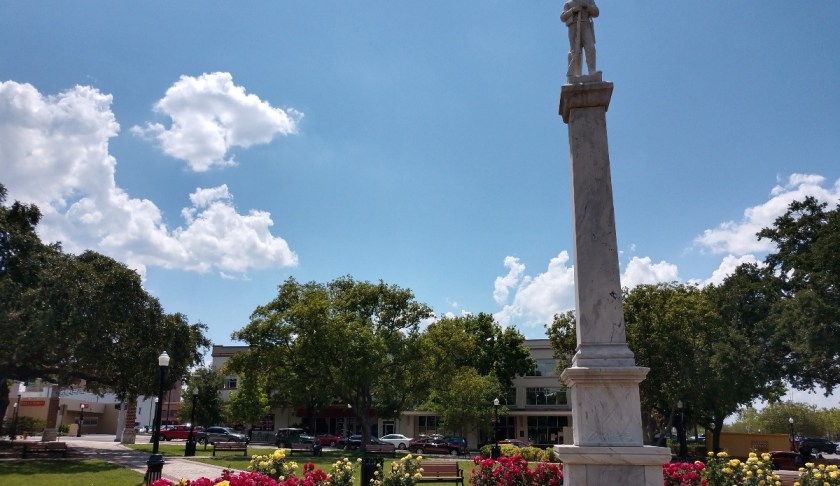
[216,482,230,486]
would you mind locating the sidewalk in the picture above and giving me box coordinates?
[36,436,243,482]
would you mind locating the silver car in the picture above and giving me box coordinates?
[197,426,248,445]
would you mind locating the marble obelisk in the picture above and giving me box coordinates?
[553,2,670,484]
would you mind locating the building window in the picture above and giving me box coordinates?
[417,415,440,436]
[224,377,238,390]
[256,414,275,431]
[526,359,557,377]
[525,387,567,406]
[527,416,568,445]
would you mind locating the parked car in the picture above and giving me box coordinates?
[800,437,838,455]
[341,434,389,450]
[134,424,149,433]
[443,435,469,453]
[275,428,306,447]
[316,433,343,447]
[379,433,413,450]
[407,437,462,455]
[160,425,202,441]
[197,426,249,445]
[498,439,530,448]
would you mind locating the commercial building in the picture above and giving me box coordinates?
[2,380,182,436]
[211,339,573,447]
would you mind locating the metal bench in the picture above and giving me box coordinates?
[23,441,68,458]
[365,443,396,457]
[212,442,248,457]
[415,461,464,485]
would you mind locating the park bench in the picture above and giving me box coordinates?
[212,442,248,457]
[415,461,464,485]
[364,443,396,457]
[22,441,68,458]
[287,442,322,456]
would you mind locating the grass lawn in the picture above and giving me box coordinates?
[126,443,474,485]
[0,459,146,486]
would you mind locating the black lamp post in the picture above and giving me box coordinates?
[77,403,86,437]
[491,398,501,459]
[146,351,169,485]
[677,400,688,459]
[184,389,198,457]
[10,398,20,440]
[789,417,795,452]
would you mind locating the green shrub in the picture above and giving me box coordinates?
[16,416,47,434]
[478,444,558,462]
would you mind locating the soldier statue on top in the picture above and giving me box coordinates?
[561,0,600,80]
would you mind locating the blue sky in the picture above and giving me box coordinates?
[2,1,840,403]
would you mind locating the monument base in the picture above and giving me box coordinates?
[121,429,137,445]
[554,445,671,486]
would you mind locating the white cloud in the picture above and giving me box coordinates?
[0,80,298,277]
[620,256,679,288]
[694,174,840,256]
[493,252,576,328]
[704,254,760,286]
[493,256,526,305]
[132,72,302,172]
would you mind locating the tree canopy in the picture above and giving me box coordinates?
[0,183,210,416]
[421,313,533,436]
[758,196,840,391]
[548,196,840,447]
[231,276,433,445]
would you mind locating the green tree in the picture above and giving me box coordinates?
[0,184,210,416]
[180,367,227,429]
[422,313,534,389]
[548,282,783,448]
[758,196,840,391]
[421,313,532,435]
[423,368,502,438]
[233,276,433,445]
[227,373,269,428]
[729,401,823,438]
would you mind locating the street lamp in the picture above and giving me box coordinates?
[184,388,199,457]
[677,400,687,459]
[77,403,86,437]
[491,398,501,459]
[146,351,170,485]
[789,417,795,452]
[10,399,20,440]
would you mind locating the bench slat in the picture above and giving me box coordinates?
[22,442,67,458]
[212,442,248,457]
[417,462,463,485]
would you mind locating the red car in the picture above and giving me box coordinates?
[160,425,202,441]
[317,434,343,447]
[407,437,461,456]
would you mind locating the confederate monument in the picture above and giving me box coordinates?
[553,2,671,484]
[561,0,600,80]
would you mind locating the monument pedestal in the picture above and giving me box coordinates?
[554,367,670,485]
[554,445,671,486]
[557,79,670,484]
